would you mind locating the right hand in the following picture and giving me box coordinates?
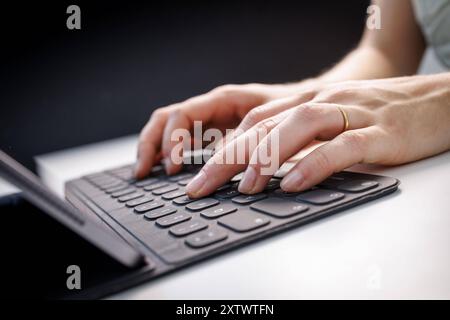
[135,82,319,178]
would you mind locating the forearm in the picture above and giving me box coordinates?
[318,45,408,82]
[285,0,425,90]
[277,42,420,97]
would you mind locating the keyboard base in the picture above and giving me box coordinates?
[65,166,400,298]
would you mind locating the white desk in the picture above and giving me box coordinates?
[11,135,449,299]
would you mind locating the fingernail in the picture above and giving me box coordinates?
[238,166,257,193]
[281,171,304,191]
[186,170,207,196]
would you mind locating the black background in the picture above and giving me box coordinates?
[0,0,368,170]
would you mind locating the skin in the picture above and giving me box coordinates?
[135,0,450,198]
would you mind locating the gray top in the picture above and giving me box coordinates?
[413,0,450,69]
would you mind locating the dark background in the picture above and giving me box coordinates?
[0,0,369,170]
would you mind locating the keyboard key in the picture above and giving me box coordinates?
[264,179,280,191]
[186,198,219,211]
[273,188,299,197]
[215,188,240,199]
[134,201,164,214]
[111,187,136,198]
[85,173,106,180]
[201,204,237,219]
[173,195,196,205]
[125,196,153,207]
[296,189,345,205]
[118,192,144,202]
[337,179,379,193]
[99,180,123,190]
[135,177,159,188]
[185,228,228,248]
[144,206,177,220]
[126,178,138,185]
[114,170,134,181]
[144,181,169,191]
[231,172,243,182]
[177,177,193,186]
[92,178,118,188]
[251,198,309,218]
[88,173,113,182]
[107,166,130,175]
[231,193,267,205]
[151,165,164,175]
[152,185,179,195]
[168,173,193,182]
[108,165,132,173]
[218,210,270,232]
[169,219,208,237]
[216,183,232,191]
[156,212,191,227]
[162,189,186,200]
[318,174,348,188]
[87,173,110,180]
[104,183,128,194]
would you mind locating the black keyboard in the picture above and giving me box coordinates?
[66,164,399,268]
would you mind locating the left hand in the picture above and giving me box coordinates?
[186,73,450,197]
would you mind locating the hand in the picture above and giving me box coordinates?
[186,73,450,197]
[135,81,320,178]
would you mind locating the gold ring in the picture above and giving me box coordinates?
[337,106,349,132]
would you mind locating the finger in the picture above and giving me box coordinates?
[186,110,291,198]
[214,93,314,152]
[238,103,341,193]
[161,92,241,175]
[239,103,372,193]
[135,109,170,179]
[280,126,380,192]
[139,89,238,177]
[161,110,192,175]
[237,93,316,132]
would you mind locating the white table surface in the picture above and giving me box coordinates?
[5,135,448,299]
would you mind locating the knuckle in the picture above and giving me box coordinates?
[212,84,241,97]
[316,87,356,103]
[293,90,317,103]
[150,108,166,121]
[253,118,278,136]
[243,107,265,127]
[293,104,321,122]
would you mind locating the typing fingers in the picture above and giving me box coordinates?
[186,110,292,198]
